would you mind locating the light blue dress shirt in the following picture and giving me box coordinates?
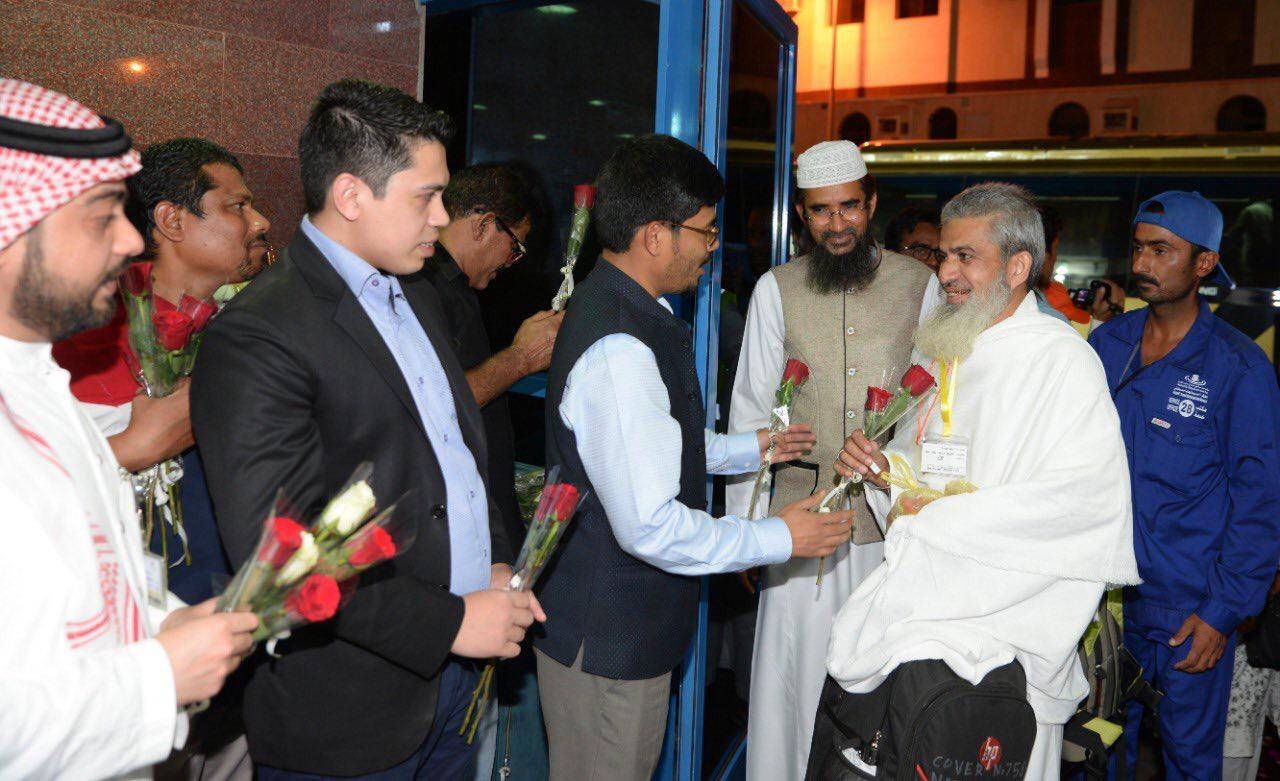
[558,300,793,575]
[301,217,491,596]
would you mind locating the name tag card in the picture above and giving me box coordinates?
[920,435,970,480]
[143,552,168,610]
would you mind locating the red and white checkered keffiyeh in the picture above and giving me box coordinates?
[0,79,140,251]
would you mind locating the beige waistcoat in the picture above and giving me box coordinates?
[769,249,932,542]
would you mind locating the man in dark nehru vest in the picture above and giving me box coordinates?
[534,133,854,780]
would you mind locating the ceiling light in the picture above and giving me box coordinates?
[124,60,146,74]
[375,20,393,33]
[536,5,577,15]
[531,133,548,141]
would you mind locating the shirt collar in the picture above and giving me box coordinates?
[0,333,57,375]
[300,216,399,302]
[1104,298,1214,370]
[431,245,466,283]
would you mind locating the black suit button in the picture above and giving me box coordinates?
[431,504,446,519]
[686,391,695,401]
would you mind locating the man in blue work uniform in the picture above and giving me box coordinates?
[1089,191,1280,779]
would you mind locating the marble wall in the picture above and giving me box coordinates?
[0,0,422,247]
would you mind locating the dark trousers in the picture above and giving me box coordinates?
[1118,604,1236,781]
[257,662,478,781]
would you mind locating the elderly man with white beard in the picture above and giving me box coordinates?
[827,182,1140,778]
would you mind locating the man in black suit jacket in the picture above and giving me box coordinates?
[191,79,541,779]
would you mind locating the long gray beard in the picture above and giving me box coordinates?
[914,276,1012,361]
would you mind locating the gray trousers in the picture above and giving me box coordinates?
[535,646,671,781]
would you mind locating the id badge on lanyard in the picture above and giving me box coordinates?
[920,358,970,480]
[143,551,168,610]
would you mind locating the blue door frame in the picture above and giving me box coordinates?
[418,3,796,777]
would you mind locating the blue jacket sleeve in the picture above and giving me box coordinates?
[1195,363,1280,635]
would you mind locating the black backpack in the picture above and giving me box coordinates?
[1060,593,1161,779]
[806,660,1037,780]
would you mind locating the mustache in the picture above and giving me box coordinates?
[248,233,269,247]
[821,227,858,242]
[941,280,971,294]
[1133,274,1158,287]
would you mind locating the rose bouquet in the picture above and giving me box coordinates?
[119,262,219,565]
[746,359,810,520]
[818,364,937,512]
[551,184,596,312]
[461,469,586,742]
[813,364,936,593]
[217,464,415,643]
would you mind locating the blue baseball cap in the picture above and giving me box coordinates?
[1132,191,1234,289]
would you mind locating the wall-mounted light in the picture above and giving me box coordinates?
[588,99,606,107]
[536,4,577,15]
[472,103,488,111]
[531,133,548,141]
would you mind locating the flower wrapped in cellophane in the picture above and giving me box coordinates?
[119,262,219,566]
[746,359,809,520]
[217,463,415,643]
[881,453,976,532]
[461,468,586,742]
[818,363,937,512]
[551,185,596,312]
[514,463,547,525]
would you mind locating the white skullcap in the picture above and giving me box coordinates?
[795,140,867,190]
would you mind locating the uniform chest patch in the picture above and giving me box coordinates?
[1166,373,1208,420]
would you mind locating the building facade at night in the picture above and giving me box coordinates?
[776,0,1280,147]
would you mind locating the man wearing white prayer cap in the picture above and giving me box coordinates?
[730,139,933,780]
[0,79,258,779]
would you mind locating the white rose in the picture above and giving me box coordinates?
[275,532,318,587]
[317,481,376,537]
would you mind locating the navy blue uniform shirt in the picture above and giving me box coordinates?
[1090,300,1280,633]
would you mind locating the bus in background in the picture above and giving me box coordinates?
[859,134,1279,375]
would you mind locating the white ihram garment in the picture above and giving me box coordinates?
[827,295,1140,778]
[0,335,184,780]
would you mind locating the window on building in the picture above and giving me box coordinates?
[1048,102,1090,138]
[839,112,871,145]
[1193,0,1254,77]
[928,107,958,139]
[1217,95,1267,133]
[1048,0,1100,79]
[896,0,938,18]
[836,0,865,24]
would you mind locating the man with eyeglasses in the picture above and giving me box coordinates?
[884,204,942,270]
[424,161,562,781]
[427,162,560,561]
[534,134,852,781]
[728,140,933,781]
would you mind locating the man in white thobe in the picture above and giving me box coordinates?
[830,182,1139,778]
[730,141,931,780]
[0,79,256,780]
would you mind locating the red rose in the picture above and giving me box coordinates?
[901,364,936,397]
[348,525,397,569]
[258,516,304,568]
[573,184,596,209]
[121,262,152,297]
[152,308,196,351]
[549,484,581,521]
[864,386,893,413]
[782,359,810,386]
[177,294,218,332]
[285,574,341,623]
